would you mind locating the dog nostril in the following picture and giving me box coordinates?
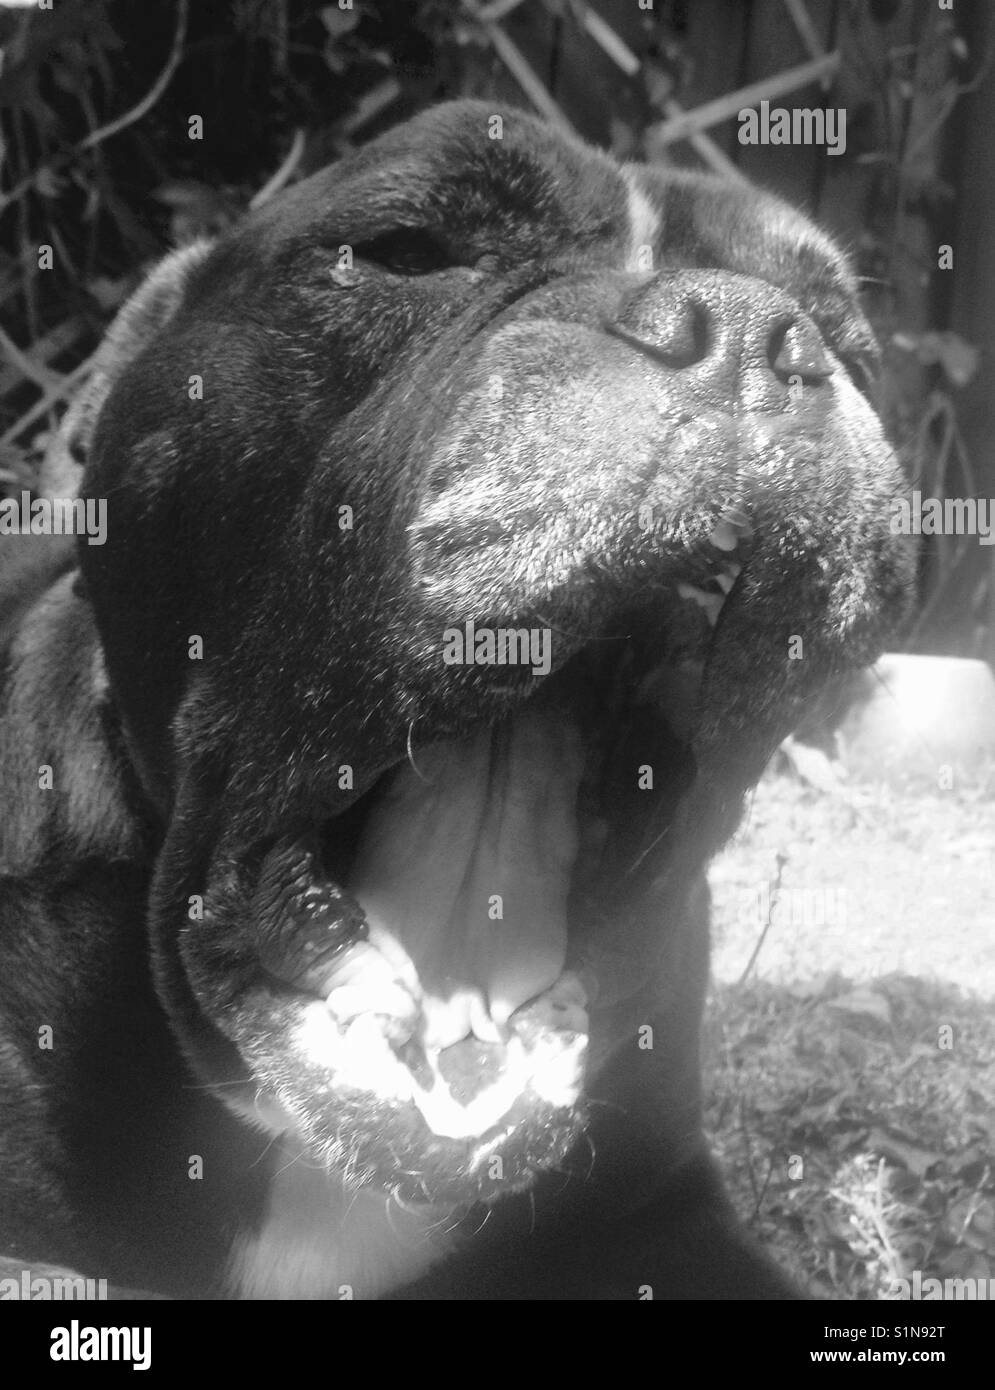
[607,299,711,370]
[768,317,832,384]
[652,300,710,367]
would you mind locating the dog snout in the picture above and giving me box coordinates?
[607,270,833,409]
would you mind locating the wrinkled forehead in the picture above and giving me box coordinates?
[250,101,852,291]
[249,101,630,252]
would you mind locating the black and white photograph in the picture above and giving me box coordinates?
[0,0,991,1355]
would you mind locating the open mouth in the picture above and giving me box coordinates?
[240,519,750,1197]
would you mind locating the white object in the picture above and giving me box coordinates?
[838,653,995,787]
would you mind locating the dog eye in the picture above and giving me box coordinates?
[355,228,453,275]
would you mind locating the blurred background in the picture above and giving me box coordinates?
[2,0,993,1301]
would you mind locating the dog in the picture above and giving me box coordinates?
[0,100,913,1299]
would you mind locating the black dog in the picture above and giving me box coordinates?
[0,101,911,1299]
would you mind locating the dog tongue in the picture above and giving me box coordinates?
[349,709,583,1035]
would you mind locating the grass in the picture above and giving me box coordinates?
[704,770,995,1299]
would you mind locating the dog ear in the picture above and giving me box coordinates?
[38,240,213,500]
[0,248,211,875]
[0,575,148,877]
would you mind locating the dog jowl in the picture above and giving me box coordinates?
[0,101,912,1299]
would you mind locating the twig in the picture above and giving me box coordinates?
[566,2,639,78]
[0,0,189,214]
[736,851,787,987]
[781,0,832,85]
[79,0,189,151]
[341,79,402,138]
[660,101,749,182]
[545,2,746,179]
[869,1158,902,1280]
[751,1153,777,1224]
[655,53,841,147]
[11,110,38,339]
[738,1096,768,1218]
[0,358,92,451]
[954,1164,991,1243]
[0,324,62,391]
[463,0,575,137]
[475,0,526,21]
[0,317,86,398]
[249,128,306,209]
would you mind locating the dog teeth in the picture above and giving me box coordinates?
[325,943,420,1032]
[677,583,725,626]
[708,508,754,555]
[678,557,741,625]
[468,991,504,1044]
[326,980,418,1028]
[708,520,739,552]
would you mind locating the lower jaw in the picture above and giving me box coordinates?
[183,616,731,1206]
[233,644,711,1158]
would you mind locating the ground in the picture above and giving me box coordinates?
[704,765,995,1300]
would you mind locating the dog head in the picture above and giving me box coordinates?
[74,101,912,1208]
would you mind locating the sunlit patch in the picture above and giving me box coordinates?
[291,965,588,1141]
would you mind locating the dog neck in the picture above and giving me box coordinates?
[226,1138,448,1299]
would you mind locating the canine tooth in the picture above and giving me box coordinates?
[468,991,504,1044]
[421,989,488,1049]
[708,520,739,552]
[709,506,754,552]
[677,583,724,626]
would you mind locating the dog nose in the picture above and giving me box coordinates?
[607,270,832,409]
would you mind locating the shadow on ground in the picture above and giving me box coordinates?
[704,771,995,1300]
